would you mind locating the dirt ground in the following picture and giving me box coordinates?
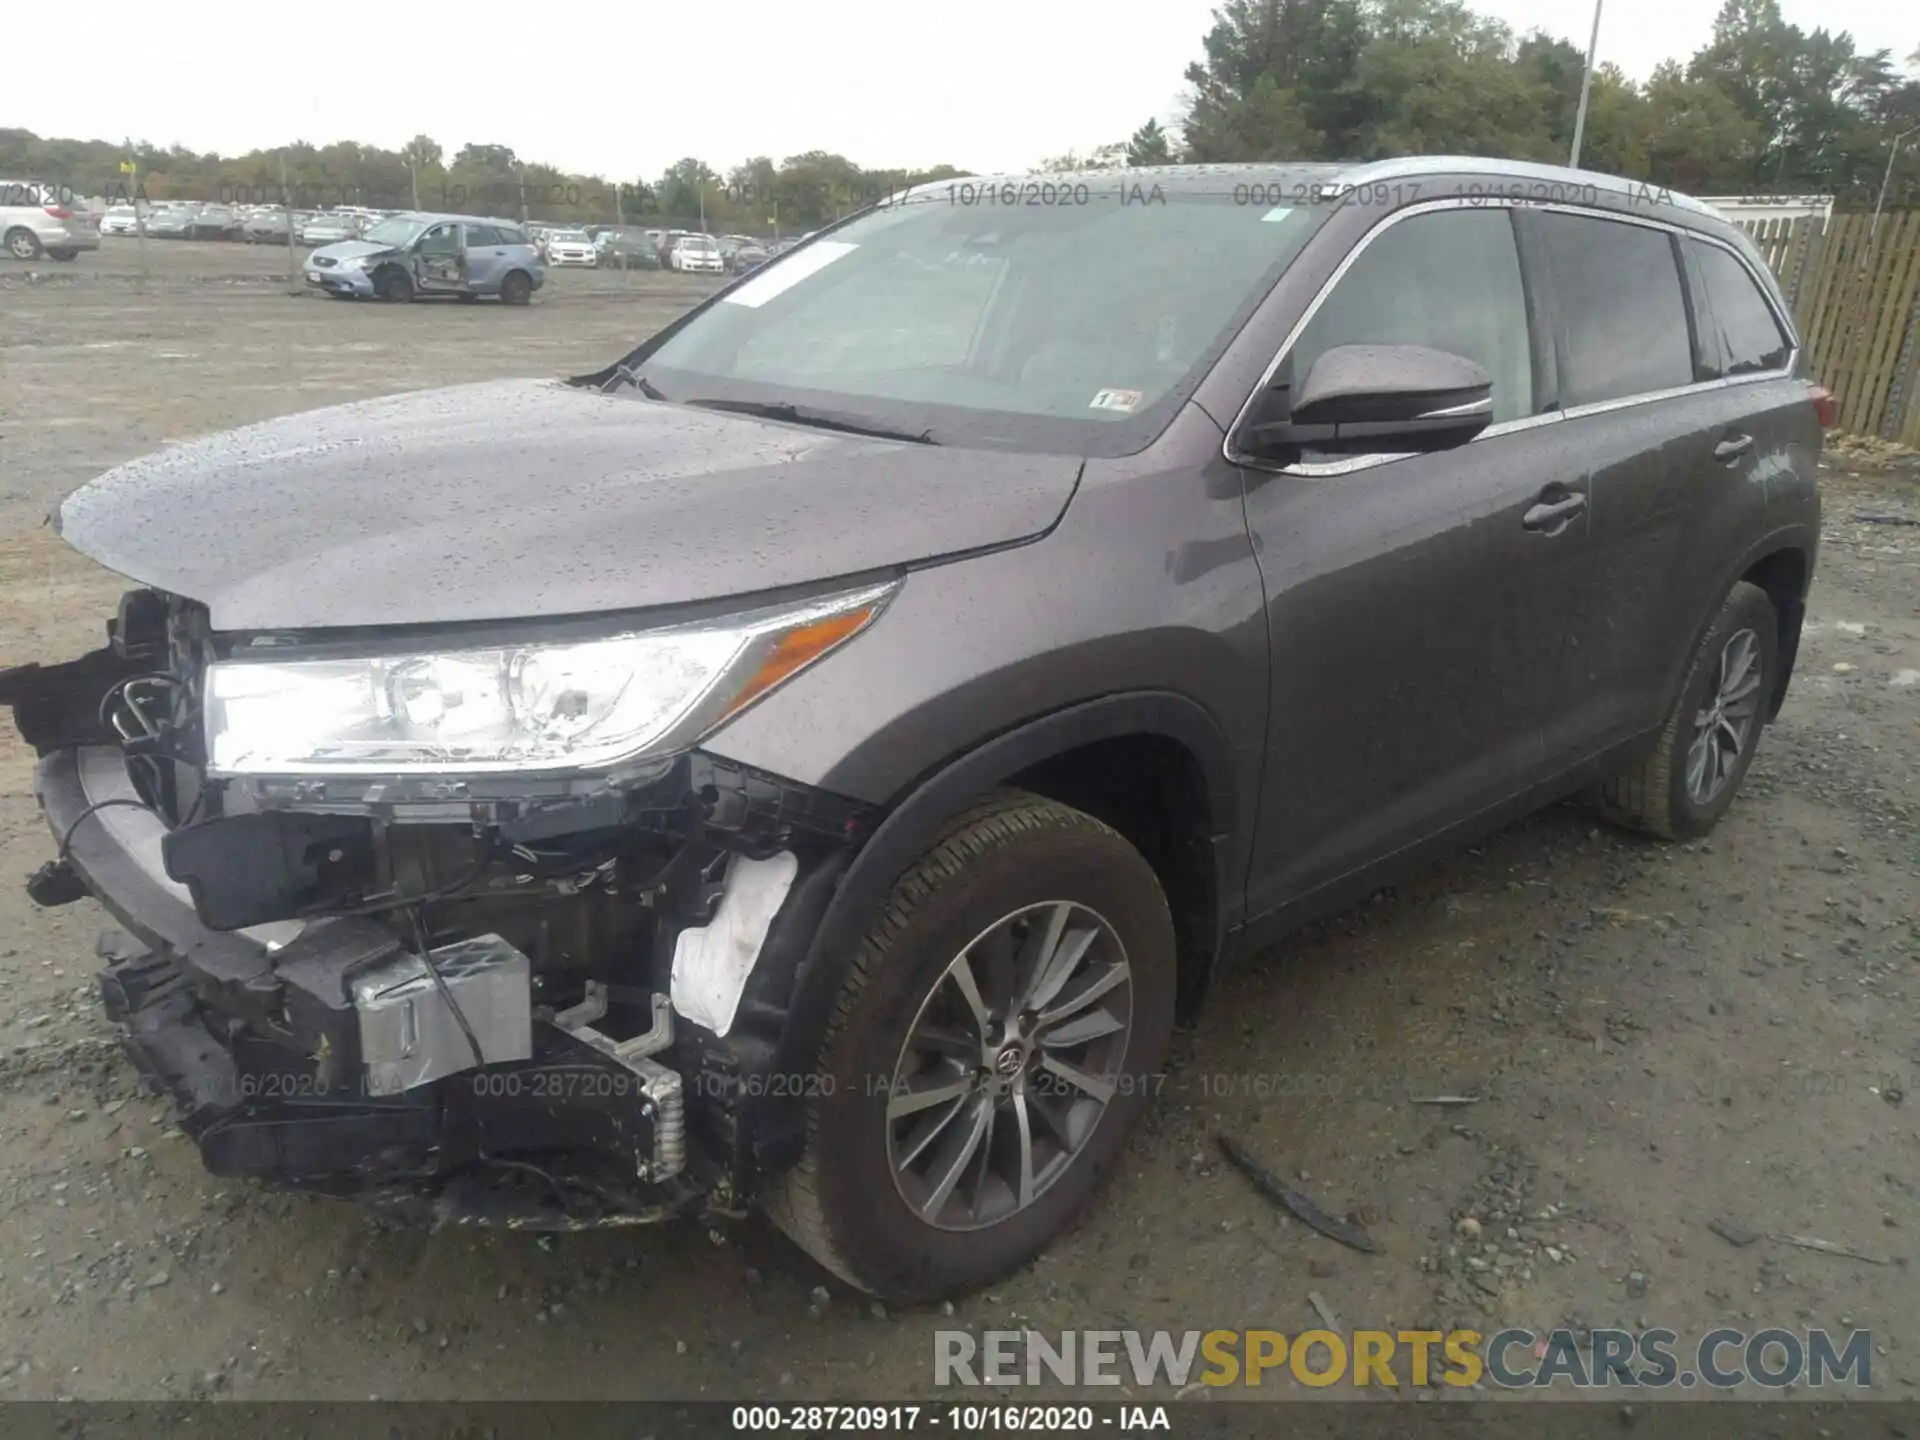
[0,239,1916,1405]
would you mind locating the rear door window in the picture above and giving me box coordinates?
[1536,212,1693,406]
[1689,239,1793,377]
[1287,206,1536,425]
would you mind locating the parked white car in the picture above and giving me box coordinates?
[99,204,148,236]
[670,233,725,273]
[543,229,598,267]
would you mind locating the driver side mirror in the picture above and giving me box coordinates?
[1236,343,1494,461]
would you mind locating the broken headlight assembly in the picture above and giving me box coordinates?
[205,581,896,777]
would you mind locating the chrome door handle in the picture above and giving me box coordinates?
[1523,492,1587,531]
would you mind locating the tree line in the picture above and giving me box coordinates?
[3,0,1915,225]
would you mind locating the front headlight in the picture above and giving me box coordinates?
[205,580,897,777]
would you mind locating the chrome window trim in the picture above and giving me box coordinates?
[1224,195,1801,479]
[1417,396,1493,419]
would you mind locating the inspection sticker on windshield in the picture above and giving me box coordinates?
[721,241,858,308]
[1089,388,1143,413]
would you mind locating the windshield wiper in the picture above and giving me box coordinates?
[605,363,668,400]
[680,397,938,445]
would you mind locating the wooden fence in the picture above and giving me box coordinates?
[1735,210,1920,445]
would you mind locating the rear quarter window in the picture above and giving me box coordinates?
[1689,238,1793,377]
[1537,212,1694,406]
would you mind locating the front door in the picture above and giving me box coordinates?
[1237,201,1582,917]
[414,221,465,292]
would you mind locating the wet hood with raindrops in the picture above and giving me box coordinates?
[54,377,1083,631]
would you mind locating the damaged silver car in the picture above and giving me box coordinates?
[1,157,1823,1301]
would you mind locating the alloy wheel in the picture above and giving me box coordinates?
[1686,627,1762,805]
[885,900,1133,1232]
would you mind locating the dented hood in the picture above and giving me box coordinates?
[55,378,1083,631]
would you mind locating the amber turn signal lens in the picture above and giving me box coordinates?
[720,607,878,720]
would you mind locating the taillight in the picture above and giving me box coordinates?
[43,204,72,220]
[1809,385,1838,429]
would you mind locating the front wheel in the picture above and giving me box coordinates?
[762,790,1175,1302]
[1594,580,1778,840]
[375,266,413,303]
[5,227,42,259]
[499,270,532,305]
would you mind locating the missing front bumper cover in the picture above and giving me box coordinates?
[100,931,696,1210]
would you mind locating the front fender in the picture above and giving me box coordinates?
[737,690,1239,1179]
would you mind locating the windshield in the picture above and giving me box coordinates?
[633,175,1329,455]
[554,230,588,241]
[360,216,425,246]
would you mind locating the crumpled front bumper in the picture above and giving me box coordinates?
[34,744,695,1222]
[303,264,375,296]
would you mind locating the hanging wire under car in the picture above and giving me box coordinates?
[56,797,159,862]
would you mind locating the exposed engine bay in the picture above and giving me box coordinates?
[0,587,879,1228]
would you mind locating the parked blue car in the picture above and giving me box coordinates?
[304,212,545,304]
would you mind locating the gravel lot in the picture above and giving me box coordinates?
[1,239,1917,1404]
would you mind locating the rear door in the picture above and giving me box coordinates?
[1236,200,1577,911]
[461,223,507,290]
[1525,209,1789,760]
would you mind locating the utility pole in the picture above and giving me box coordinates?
[1568,0,1605,169]
[123,155,146,278]
[280,152,293,291]
[1871,124,1920,234]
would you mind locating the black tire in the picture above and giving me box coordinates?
[47,248,77,262]
[375,266,413,303]
[1593,580,1778,840]
[5,227,42,260]
[762,789,1176,1302]
[499,270,533,306]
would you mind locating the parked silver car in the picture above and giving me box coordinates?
[297,213,357,245]
[1,181,102,261]
[304,212,545,304]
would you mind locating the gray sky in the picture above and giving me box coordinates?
[8,0,1914,179]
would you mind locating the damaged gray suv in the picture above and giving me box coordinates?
[1,157,1827,1302]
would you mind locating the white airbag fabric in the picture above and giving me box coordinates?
[670,850,800,1037]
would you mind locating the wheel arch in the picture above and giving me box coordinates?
[370,260,411,298]
[742,692,1236,1178]
[1739,542,1811,721]
[1660,526,1815,728]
